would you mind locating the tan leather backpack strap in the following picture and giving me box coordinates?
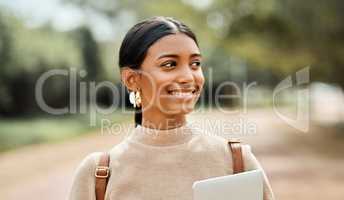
[95,152,110,200]
[228,139,244,174]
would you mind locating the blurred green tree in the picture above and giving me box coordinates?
[75,26,103,81]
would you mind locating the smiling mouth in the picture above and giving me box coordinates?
[166,87,199,97]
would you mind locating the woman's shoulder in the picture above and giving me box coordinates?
[73,152,103,176]
[190,127,256,165]
[76,140,129,167]
[68,152,103,199]
[190,126,252,151]
[75,138,130,171]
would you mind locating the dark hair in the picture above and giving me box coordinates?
[118,16,199,127]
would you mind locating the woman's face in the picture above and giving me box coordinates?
[138,32,204,116]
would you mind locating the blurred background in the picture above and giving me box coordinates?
[0,0,343,199]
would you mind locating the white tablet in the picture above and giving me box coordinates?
[192,169,263,200]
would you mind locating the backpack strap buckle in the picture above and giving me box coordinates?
[95,166,109,178]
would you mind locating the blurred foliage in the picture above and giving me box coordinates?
[0,0,343,117]
[74,26,103,81]
[0,13,81,72]
[0,111,132,152]
[0,116,90,151]
[65,0,344,85]
[0,11,81,116]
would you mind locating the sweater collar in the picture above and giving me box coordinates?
[128,121,194,147]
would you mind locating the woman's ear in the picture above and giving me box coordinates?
[120,67,140,91]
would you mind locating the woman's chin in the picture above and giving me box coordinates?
[163,104,195,115]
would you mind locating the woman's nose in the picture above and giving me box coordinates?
[176,66,194,83]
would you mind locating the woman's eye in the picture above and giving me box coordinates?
[191,61,201,68]
[161,61,177,69]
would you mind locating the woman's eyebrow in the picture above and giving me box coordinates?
[157,53,202,59]
[157,54,179,59]
[190,53,202,58]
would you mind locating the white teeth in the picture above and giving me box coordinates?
[170,91,193,96]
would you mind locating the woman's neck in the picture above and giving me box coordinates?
[142,108,187,130]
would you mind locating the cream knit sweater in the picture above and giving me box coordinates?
[68,122,275,200]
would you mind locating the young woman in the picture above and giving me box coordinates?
[68,16,275,200]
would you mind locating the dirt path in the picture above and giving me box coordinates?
[1,109,343,200]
